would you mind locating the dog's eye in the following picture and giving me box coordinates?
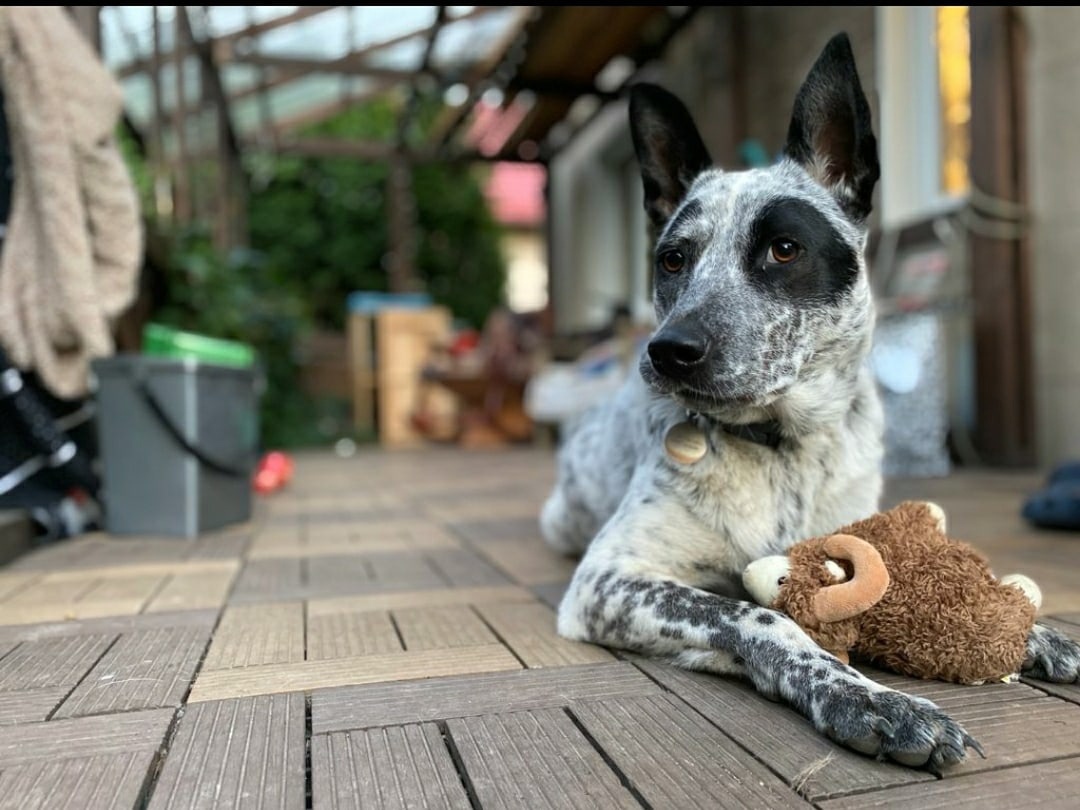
[777,576,788,586]
[768,239,800,265]
[659,249,685,274]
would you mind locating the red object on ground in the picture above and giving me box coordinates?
[449,330,481,356]
[254,451,294,494]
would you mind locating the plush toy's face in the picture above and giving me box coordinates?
[743,553,846,609]
[742,534,890,632]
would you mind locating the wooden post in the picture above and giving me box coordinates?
[386,152,419,292]
[173,7,192,224]
[968,7,1034,466]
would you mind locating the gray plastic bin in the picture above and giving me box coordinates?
[92,355,260,537]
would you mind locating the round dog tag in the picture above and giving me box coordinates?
[665,421,708,464]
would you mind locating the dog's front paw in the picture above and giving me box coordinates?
[1023,623,1080,683]
[810,679,980,771]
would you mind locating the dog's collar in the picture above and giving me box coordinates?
[689,411,784,450]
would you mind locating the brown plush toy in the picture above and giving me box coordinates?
[742,501,1042,684]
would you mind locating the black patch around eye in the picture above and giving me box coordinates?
[744,197,859,305]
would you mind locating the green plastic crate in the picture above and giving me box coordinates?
[142,323,255,369]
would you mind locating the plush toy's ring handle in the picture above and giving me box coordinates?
[812,534,891,623]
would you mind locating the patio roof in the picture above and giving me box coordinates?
[100,6,698,164]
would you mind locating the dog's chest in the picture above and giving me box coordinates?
[656,423,859,575]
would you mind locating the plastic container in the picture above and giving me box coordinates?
[92,355,260,537]
[142,323,255,369]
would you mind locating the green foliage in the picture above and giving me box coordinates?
[120,95,508,449]
[152,226,322,448]
[247,97,507,330]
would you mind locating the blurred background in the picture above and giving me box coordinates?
[1,6,1077,541]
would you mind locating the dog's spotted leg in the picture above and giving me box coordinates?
[1021,624,1080,683]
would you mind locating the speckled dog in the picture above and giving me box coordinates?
[541,33,1080,771]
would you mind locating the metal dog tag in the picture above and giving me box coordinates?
[665,421,708,464]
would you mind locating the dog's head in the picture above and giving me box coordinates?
[630,33,880,429]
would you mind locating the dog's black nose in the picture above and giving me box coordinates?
[648,326,710,379]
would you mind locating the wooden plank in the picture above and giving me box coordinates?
[469,538,578,586]
[186,532,251,559]
[0,634,116,691]
[307,610,403,660]
[1022,678,1080,705]
[313,723,471,810]
[818,756,1080,808]
[446,707,640,809]
[424,549,511,587]
[230,559,303,601]
[474,602,615,667]
[0,609,217,644]
[312,661,661,734]
[0,750,158,810]
[2,579,96,606]
[35,559,237,583]
[424,497,543,524]
[366,552,446,588]
[0,600,151,626]
[250,522,460,560]
[189,644,522,703]
[531,582,568,610]
[203,602,305,670]
[0,572,39,601]
[307,585,536,617]
[305,552,444,594]
[572,695,806,808]
[0,689,68,725]
[0,708,174,767]
[54,626,212,718]
[147,694,305,810]
[859,667,1047,709]
[79,573,167,608]
[635,661,934,801]
[447,517,543,544]
[394,606,496,651]
[945,696,1080,775]
[143,569,237,613]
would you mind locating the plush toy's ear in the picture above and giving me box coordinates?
[812,534,890,623]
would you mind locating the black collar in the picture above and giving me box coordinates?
[689,412,784,450]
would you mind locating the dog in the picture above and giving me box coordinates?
[540,32,1080,771]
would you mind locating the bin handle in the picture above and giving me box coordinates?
[135,377,250,479]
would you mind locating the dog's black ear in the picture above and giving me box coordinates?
[629,83,712,229]
[784,33,879,223]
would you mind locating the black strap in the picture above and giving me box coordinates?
[691,411,784,450]
[135,377,249,479]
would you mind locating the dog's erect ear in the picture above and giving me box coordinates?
[784,33,880,223]
[629,83,712,229]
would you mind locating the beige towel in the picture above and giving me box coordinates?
[0,7,141,399]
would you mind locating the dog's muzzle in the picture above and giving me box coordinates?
[647,324,711,381]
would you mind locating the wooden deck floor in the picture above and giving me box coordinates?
[1,447,1079,808]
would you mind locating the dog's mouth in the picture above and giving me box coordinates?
[674,387,763,412]
[639,357,791,415]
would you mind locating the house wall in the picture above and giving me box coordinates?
[548,103,649,335]
[1020,7,1080,466]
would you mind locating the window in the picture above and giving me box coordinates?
[877,7,971,228]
